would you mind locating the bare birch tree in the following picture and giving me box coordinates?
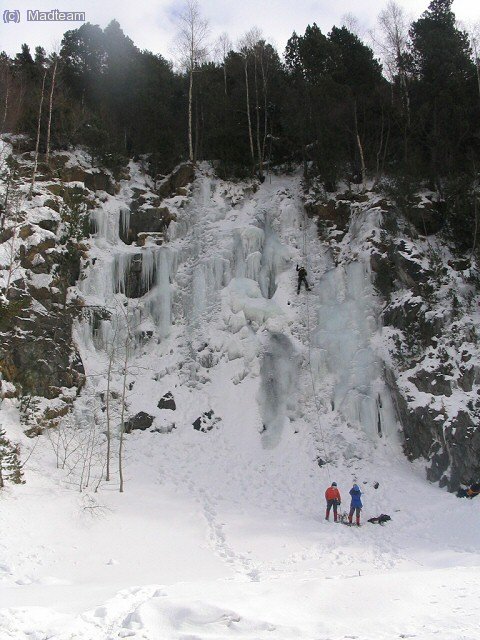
[373,2,409,79]
[29,68,47,199]
[255,39,275,177]
[2,176,23,296]
[174,0,209,163]
[238,29,263,174]
[468,23,480,108]
[214,32,232,97]
[0,58,10,132]
[374,1,410,119]
[45,53,59,165]
[104,316,120,482]
[2,79,8,132]
[341,13,363,38]
[117,303,133,494]
[370,1,411,166]
[353,100,366,189]
[213,33,233,172]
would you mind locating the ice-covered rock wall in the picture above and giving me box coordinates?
[78,171,292,362]
[74,163,401,458]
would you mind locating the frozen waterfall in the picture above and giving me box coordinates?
[311,260,398,440]
[75,164,399,452]
[258,332,299,449]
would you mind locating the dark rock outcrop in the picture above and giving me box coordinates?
[382,297,443,350]
[409,369,453,397]
[157,163,194,198]
[119,163,191,244]
[370,249,395,298]
[0,310,85,399]
[158,392,176,411]
[84,171,115,195]
[62,167,115,195]
[120,207,174,244]
[305,199,351,231]
[124,412,154,433]
[193,410,219,432]
[405,201,444,236]
[443,411,480,488]
[37,218,59,233]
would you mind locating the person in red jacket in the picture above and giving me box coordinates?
[325,482,341,522]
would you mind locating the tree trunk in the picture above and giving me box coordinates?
[45,58,58,165]
[253,51,263,178]
[222,64,228,174]
[476,57,480,109]
[2,76,9,131]
[375,104,385,184]
[473,190,479,257]
[244,58,255,170]
[382,119,391,176]
[29,69,47,199]
[118,320,130,494]
[188,67,194,163]
[354,100,366,188]
[194,90,199,162]
[105,346,114,482]
[431,98,439,190]
[261,54,269,169]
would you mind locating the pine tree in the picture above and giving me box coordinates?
[0,428,23,488]
[408,0,476,180]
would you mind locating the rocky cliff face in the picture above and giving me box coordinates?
[304,181,480,490]
[0,138,193,435]
[2,139,479,491]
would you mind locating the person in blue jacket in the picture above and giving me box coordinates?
[349,484,363,526]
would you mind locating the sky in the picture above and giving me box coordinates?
[0,0,479,60]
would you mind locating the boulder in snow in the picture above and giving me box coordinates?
[193,410,220,433]
[158,392,176,411]
[124,411,154,433]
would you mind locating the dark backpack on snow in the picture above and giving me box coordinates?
[368,514,391,525]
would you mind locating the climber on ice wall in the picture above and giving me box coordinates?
[296,265,311,294]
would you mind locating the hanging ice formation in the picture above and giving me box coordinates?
[311,259,398,440]
[78,173,292,357]
[258,332,299,449]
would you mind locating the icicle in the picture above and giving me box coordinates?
[146,248,173,339]
[90,210,102,237]
[241,226,264,255]
[246,252,262,282]
[232,231,246,278]
[141,248,156,295]
[113,253,132,295]
[259,333,299,449]
[258,218,289,299]
[120,207,131,242]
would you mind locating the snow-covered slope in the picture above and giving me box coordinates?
[1,164,480,639]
